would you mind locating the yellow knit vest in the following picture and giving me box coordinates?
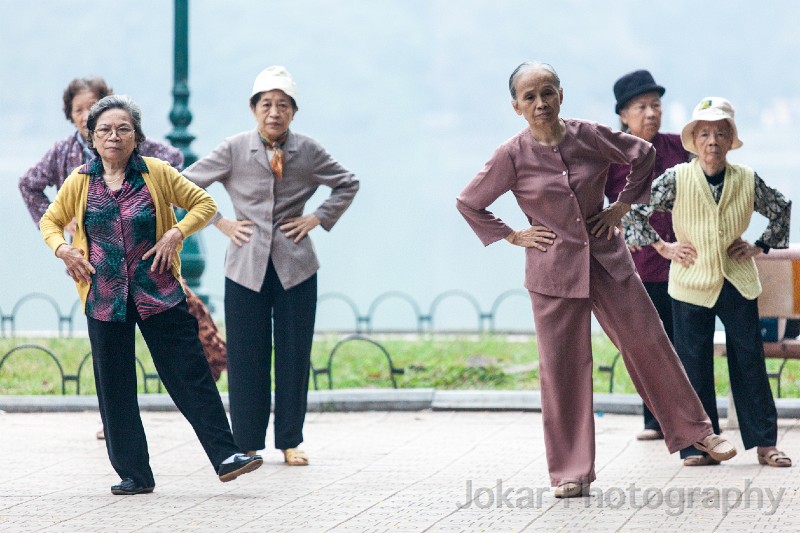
[669,159,761,307]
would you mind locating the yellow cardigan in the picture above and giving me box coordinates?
[40,156,217,311]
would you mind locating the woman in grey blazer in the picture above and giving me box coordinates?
[183,66,359,465]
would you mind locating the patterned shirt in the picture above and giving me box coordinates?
[82,153,184,322]
[624,167,791,249]
[19,130,184,226]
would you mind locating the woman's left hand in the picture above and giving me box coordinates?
[586,201,630,240]
[727,238,762,263]
[143,227,184,274]
[280,214,321,243]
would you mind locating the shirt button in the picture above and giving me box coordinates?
[569,193,574,198]
[584,242,588,246]
[553,148,558,152]
[576,218,581,222]
[562,171,567,175]
[719,230,724,235]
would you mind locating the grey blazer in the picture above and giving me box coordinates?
[183,129,359,291]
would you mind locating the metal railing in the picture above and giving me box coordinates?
[0,344,162,395]
[0,289,537,395]
[1,289,535,337]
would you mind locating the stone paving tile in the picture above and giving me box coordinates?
[0,410,798,532]
[0,516,63,532]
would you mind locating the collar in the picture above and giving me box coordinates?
[704,167,726,187]
[74,131,95,163]
[250,129,297,153]
[259,130,288,149]
[79,150,147,177]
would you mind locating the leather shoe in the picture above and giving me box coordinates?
[218,453,263,482]
[111,478,154,495]
[636,428,663,441]
[554,482,590,498]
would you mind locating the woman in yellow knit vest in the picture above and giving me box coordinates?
[625,97,792,468]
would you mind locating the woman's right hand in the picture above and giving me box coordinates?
[505,226,556,251]
[214,218,255,247]
[56,244,96,283]
[659,241,697,268]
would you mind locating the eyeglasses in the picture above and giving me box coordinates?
[93,126,135,139]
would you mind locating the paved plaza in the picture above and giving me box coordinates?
[0,408,798,532]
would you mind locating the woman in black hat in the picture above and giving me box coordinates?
[605,70,691,442]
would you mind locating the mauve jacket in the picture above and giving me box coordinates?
[456,119,655,299]
[183,129,359,291]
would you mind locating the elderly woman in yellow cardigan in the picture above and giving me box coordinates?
[625,97,792,468]
[40,95,263,495]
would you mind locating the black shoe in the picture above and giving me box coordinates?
[218,453,263,482]
[111,478,155,495]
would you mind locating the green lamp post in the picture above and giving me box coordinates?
[166,0,207,299]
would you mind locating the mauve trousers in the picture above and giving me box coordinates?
[640,281,673,432]
[530,256,713,486]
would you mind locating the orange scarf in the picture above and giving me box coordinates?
[261,132,288,180]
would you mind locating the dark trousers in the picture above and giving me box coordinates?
[88,298,239,487]
[225,262,317,451]
[673,281,778,458]
[641,281,673,431]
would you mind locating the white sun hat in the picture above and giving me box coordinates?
[251,65,298,106]
[680,96,743,154]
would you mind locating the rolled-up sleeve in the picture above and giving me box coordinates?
[456,145,516,246]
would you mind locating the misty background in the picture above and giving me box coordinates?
[3,0,800,332]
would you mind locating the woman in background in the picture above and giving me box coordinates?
[606,70,691,441]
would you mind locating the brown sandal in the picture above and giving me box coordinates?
[282,448,309,466]
[758,450,792,467]
[695,434,737,462]
[683,455,719,466]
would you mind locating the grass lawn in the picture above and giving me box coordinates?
[0,334,798,397]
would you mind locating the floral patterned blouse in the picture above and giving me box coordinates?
[624,167,791,250]
[82,153,184,322]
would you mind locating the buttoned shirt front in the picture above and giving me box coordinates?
[82,155,184,322]
[183,129,359,291]
[457,119,655,298]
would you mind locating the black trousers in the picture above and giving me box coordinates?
[225,262,317,451]
[672,280,778,458]
[88,298,239,487]
[641,281,673,431]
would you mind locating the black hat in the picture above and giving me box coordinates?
[613,70,665,114]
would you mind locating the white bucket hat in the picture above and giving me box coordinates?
[680,96,743,154]
[251,65,298,107]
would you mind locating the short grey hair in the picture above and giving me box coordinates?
[508,61,561,99]
[86,94,146,154]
